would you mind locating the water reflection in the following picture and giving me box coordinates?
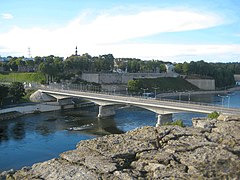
[0,107,124,146]
[0,125,9,143]
[11,122,25,140]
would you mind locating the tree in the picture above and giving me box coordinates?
[128,80,140,93]
[25,59,34,67]
[159,63,166,72]
[34,56,43,65]
[182,62,189,75]
[7,57,18,71]
[9,82,26,103]
[174,63,183,74]
[0,84,9,106]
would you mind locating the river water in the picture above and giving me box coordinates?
[0,91,239,172]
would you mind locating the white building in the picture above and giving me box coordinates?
[165,64,175,73]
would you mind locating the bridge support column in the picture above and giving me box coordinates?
[156,114,173,127]
[98,105,116,118]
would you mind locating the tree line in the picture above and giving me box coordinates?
[0,54,167,83]
[174,60,239,88]
[1,54,239,88]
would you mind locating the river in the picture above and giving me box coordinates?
[0,91,239,172]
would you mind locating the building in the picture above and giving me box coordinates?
[234,74,240,85]
[18,65,35,72]
[165,64,175,73]
[0,57,9,62]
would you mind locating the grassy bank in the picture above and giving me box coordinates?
[128,77,199,93]
[0,72,45,83]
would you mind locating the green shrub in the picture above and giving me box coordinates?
[208,111,220,119]
[163,120,184,127]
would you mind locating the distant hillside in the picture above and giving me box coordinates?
[0,72,45,83]
[128,77,199,93]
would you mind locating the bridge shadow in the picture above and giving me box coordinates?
[63,106,124,136]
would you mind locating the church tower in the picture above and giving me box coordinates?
[75,46,78,56]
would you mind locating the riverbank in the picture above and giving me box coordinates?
[0,111,23,121]
[0,103,61,121]
[0,102,95,121]
[2,114,239,179]
[158,86,240,98]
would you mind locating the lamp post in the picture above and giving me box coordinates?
[218,94,225,107]
[188,92,191,103]
[153,87,158,99]
[141,88,148,98]
[179,92,181,102]
[226,95,230,108]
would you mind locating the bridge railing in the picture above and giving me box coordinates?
[36,83,235,109]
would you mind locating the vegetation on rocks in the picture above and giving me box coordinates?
[208,111,220,119]
[163,119,184,127]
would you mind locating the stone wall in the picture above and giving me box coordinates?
[234,74,240,85]
[81,72,179,85]
[234,74,240,81]
[186,79,215,90]
[81,73,100,84]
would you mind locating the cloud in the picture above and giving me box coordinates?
[0,8,234,61]
[67,9,223,44]
[1,13,14,20]
[87,43,240,62]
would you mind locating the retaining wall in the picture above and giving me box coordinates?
[186,79,215,90]
[81,72,178,84]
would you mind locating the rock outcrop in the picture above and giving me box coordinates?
[1,115,240,179]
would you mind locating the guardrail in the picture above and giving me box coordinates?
[37,83,236,109]
[38,84,240,115]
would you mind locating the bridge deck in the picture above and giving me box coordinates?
[39,88,240,115]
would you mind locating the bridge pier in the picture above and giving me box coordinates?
[98,105,116,118]
[156,114,173,127]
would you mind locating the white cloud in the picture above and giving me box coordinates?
[1,13,14,20]
[100,43,240,62]
[1,8,237,62]
[67,9,223,44]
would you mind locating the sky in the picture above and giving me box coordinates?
[0,0,240,62]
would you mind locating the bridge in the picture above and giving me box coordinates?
[32,86,240,126]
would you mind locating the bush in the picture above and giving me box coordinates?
[163,120,184,127]
[208,111,220,119]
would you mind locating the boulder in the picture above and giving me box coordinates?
[218,114,240,121]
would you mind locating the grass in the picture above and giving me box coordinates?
[133,77,199,93]
[0,72,45,83]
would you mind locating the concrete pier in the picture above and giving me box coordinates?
[156,114,173,127]
[98,105,116,118]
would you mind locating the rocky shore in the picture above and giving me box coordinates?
[0,111,23,121]
[1,114,240,179]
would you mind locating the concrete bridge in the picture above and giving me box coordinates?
[32,87,240,126]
